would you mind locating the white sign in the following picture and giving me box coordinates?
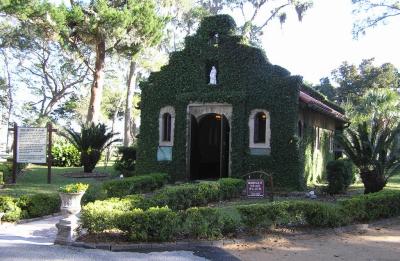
[16,127,47,163]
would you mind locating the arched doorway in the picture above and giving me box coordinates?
[190,113,230,179]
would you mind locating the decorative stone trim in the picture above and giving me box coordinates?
[248,109,271,150]
[159,106,175,147]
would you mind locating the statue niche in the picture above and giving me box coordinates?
[206,61,218,85]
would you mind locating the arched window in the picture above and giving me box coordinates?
[249,109,270,154]
[159,106,175,147]
[162,113,172,142]
[254,112,266,143]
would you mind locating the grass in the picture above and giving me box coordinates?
[0,162,119,197]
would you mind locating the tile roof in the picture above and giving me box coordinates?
[299,91,348,122]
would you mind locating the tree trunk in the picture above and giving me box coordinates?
[87,40,106,123]
[124,60,137,146]
[2,50,13,152]
[360,170,386,194]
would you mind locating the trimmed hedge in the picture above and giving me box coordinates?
[102,173,169,198]
[238,190,400,231]
[18,193,60,218]
[81,205,236,242]
[149,178,245,210]
[0,194,60,222]
[80,190,400,242]
[81,196,142,233]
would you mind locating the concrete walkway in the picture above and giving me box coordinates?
[0,216,217,261]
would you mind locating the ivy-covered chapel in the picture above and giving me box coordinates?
[137,15,347,189]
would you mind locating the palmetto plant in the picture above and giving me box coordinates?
[336,120,400,194]
[64,123,121,173]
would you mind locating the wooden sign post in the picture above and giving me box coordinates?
[9,122,57,184]
[47,123,57,184]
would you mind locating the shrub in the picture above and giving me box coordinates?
[0,170,3,185]
[340,190,400,222]
[52,141,81,167]
[181,207,237,239]
[0,196,21,222]
[237,202,292,230]
[326,159,355,194]
[140,206,178,241]
[150,178,245,211]
[102,173,168,198]
[218,178,245,200]
[294,201,348,227]
[82,183,107,204]
[18,194,60,218]
[150,182,219,210]
[81,196,141,233]
[114,146,136,177]
[0,162,27,183]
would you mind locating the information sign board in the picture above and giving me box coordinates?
[16,127,47,163]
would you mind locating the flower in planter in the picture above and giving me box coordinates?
[59,183,89,193]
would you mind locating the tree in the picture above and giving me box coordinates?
[356,88,400,126]
[102,85,124,134]
[225,0,313,45]
[352,0,400,38]
[313,77,336,101]
[1,0,165,123]
[10,26,91,125]
[331,58,400,104]
[336,120,400,193]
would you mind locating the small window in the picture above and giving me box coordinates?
[159,106,175,147]
[329,132,334,152]
[162,113,172,142]
[316,127,321,150]
[254,112,266,143]
[298,120,303,138]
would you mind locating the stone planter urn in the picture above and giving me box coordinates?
[59,192,84,218]
[55,190,86,245]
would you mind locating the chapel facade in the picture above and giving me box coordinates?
[136,15,346,188]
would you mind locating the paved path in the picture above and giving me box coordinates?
[0,216,236,261]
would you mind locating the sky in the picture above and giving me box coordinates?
[259,0,400,85]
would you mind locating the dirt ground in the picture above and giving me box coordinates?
[224,217,400,261]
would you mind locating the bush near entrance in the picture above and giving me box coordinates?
[102,173,169,198]
[148,178,245,210]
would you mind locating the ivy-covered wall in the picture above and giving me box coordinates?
[137,15,338,190]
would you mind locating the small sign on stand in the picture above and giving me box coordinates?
[242,171,274,202]
[246,179,265,198]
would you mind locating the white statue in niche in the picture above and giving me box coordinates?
[209,66,217,85]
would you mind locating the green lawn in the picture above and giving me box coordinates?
[0,163,119,197]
